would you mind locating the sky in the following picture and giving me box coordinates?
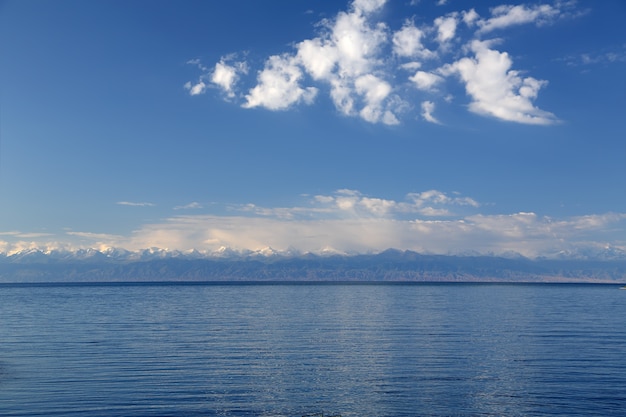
[1,0,625,258]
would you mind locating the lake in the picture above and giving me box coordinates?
[1,282,625,416]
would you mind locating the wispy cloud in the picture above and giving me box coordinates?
[421,100,441,124]
[0,231,22,236]
[174,202,203,210]
[116,201,155,207]
[66,231,124,240]
[561,45,626,67]
[0,231,53,238]
[475,3,561,34]
[186,0,581,125]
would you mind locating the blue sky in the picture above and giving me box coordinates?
[1,0,625,258]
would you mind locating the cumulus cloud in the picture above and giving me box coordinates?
[434,13,459,44]
[211,59,247,98]
[243,54,317,110]
[392,22,435,59]
[410,70,444,91]
[462,9,480,26]
[442,40,558,125]
[184,0,398,124]
[354,74,397,124]
[297,38,339,81]
[296,0,400,123]
[185,0,586,125]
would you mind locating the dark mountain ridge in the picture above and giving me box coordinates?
[1,248,624,283]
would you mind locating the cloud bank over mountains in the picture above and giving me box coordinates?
[2,190,624,260]
[185,0,574,125]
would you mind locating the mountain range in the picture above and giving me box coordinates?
[1,248,625,283]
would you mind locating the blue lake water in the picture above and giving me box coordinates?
[1,282,625,416]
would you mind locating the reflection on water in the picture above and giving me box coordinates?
[1,283,625,416]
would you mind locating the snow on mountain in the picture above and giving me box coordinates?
[1,244,625,264]
[102,247,133,260]
[4,248,49,263]
[212,246,243,258]
[550,245,626,261]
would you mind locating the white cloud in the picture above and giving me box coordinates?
[421,100,441,124]
[407,189,479,208]
[184,60,208,95]
[207,0,402,124]
[477,3,560,34]
[443,40,558,125]
[185,0,571,126]
[308,189,478,219]
[211,59,246,98]
[297,0,402,124]
[184,80,207,96]
[410,70,444,91]
[243,54,317,110]
[242,0,390,118]
[392,22,435,59]
[317,189,400,217]
[315,4,393,121]
[330,9,387,77]
[354,74,396,124]
[297,38,339,80]
[185,56,247,98]
[462,9,480,26]
[434,13,458,44]
[329,78,356,116]
[352,0,387,15]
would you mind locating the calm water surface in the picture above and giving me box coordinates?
[1,282,625,416]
